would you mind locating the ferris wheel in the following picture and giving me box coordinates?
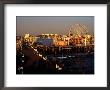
[69,24,89,36]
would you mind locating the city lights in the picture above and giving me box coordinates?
[16,17,94,74]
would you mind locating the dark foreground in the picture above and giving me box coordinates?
[16,45,94,74]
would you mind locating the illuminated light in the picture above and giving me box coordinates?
[34,49,37,52]
[43,57,47,60]
[84,38,87,46]
[39,54,42,57]
[58,67,62,70]
[50,34,53,36]
[56,64,62,70]
[22,60,24,63]
[24,34,29,38]
[18,67,23,70]
[22,55,24,57]
[56,64,59,68]
[46,34,49,36]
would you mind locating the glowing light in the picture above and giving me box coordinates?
[43,57,47,60]
[56,64,59,68]
[34,49,37,52]
[56,64,62,70]
[24,34,29,38]
[22,60,24,63]
[84,38,87,46]
[22,54,24,57]
[39,54,42,57]
[58,67,62,70]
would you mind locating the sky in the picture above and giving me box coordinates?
[16,16,94,36]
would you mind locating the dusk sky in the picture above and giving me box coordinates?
[16,16,94,36]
